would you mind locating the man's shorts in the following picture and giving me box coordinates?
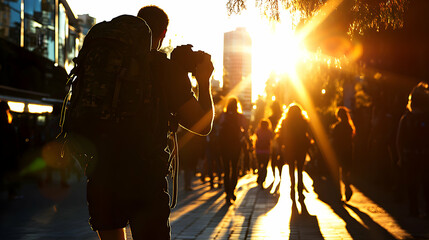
[87,168,171,239]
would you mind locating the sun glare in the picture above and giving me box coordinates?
[247,10,307,101]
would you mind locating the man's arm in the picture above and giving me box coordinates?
[177,54,214,136]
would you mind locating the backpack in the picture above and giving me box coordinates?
[58,15,182,208]
[59,15,169,169]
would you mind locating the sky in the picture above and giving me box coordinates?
[66,0,299,101]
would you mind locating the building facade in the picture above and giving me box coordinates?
[0,0,92,154]
[0,0,84,111]
[223,27,252,118]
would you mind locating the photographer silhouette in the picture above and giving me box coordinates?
[82,5,214,240]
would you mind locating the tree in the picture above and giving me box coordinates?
[226,0,408,38]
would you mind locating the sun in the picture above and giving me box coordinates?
[268,28,307,76]
[245,12,307,101]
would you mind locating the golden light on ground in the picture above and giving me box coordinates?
[253,167,412,239]
[165,170,413,239]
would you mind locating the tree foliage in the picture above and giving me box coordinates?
[226,0,409,37]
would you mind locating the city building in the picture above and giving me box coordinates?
[0,0,89,113]
[0,0,94,151]
[223,27,252,118]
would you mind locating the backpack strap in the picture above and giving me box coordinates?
[167,128,179,208]
[167,114,180,209]
[153,51,182,209]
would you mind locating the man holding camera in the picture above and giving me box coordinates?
[89,5,214,240]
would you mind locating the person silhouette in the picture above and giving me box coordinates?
[331,106,355,202]
[269,101,283,180]
[218,97,248,205]
[205,102,223,189]
[396,81,429,218]
[0,101,20,199]
[83,6,214,240]
[255,119,274,188]
[276,103,312,202]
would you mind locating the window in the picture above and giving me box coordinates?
[0,1,22,44]
[58,3,66,66]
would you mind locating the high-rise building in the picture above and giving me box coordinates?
[223,27,252,118]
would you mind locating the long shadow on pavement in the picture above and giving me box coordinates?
[350,177,429,239]
[170,186,226,238]
[289,200,324,240]
[311,174,397,240]
[236,186,279,239]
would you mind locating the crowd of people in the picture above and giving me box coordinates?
[178,79,429,220]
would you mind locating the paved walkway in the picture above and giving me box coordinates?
[168,166,429,240]
[1,165,428,240]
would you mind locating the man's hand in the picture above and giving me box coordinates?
[194,53,214,87]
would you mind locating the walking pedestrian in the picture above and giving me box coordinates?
[255,119,274,188]
[269,101,283,180]
[396,81,429,218]
[276,103,312,202]
[331,106,355,202]
[218,97,248,205]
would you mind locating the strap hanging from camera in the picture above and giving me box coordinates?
[167,113,179,209]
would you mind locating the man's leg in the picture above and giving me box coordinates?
[129,180,171,240]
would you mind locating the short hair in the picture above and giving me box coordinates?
[137,6,169,39]
[224,96,242,113]
[259,119,270,130]
[408,81,429,112]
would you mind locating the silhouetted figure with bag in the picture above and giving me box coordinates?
[255,119,274,188]
[331,106,355,202]
[205,109,223,189]
[0,101,20,199]
[269,101,283,179]
[218,97,248,205]
[61,6,214,240]
[277,103,312,202]
[396,82,429,218]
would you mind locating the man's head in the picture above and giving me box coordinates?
[137,6,169,50]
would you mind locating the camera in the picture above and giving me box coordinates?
[171,44,207,73]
